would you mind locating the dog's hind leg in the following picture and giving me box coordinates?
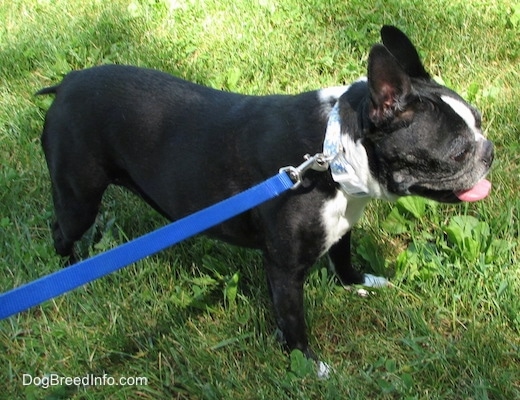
[49,170,108,262]
[50,184,106,262]
[42,132,108,261]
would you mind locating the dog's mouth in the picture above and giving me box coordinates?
[454,179,492,202]
[410,178,491,204]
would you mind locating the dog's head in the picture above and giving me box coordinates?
[351,26,493,203]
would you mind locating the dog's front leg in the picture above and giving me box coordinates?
[264,254,333,378]
[263,255,314,358]
[329,231,388,287]
[328,231,365,285]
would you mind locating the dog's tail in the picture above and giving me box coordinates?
[35,85,59,96]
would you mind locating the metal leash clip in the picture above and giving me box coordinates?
[279,153,333,189]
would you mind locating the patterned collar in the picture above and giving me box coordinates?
[323,102,370,197]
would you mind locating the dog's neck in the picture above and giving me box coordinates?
[323,101,371,197]
[321,78,396,201]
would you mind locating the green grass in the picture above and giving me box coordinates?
[1,0,519,398]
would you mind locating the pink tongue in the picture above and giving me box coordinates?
[455,179,491,202]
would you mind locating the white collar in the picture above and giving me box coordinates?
[323,102,370,197]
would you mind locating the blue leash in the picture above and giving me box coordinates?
[0,154,330,320]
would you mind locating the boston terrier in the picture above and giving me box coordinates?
[36,26,493,369]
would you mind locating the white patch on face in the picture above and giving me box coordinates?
[441,95,485,141]
[320,191,369,255]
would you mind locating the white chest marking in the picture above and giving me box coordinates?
[320,190,369,255]
[441,95,485,141]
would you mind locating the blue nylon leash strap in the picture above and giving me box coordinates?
[0,171,295,320]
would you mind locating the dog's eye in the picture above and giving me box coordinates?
[452,148,468,162]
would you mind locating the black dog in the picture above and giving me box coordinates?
[37,26,493,369]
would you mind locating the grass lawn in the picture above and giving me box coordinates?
[1,0,519,398]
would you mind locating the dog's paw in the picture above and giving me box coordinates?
[362,273,390,288]
[344,274,391,297]
[317,360,333,379]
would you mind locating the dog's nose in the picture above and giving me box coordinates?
[481,140,494,168]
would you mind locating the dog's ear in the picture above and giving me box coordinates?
[367,44,412,126]
[380,25,430,80]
